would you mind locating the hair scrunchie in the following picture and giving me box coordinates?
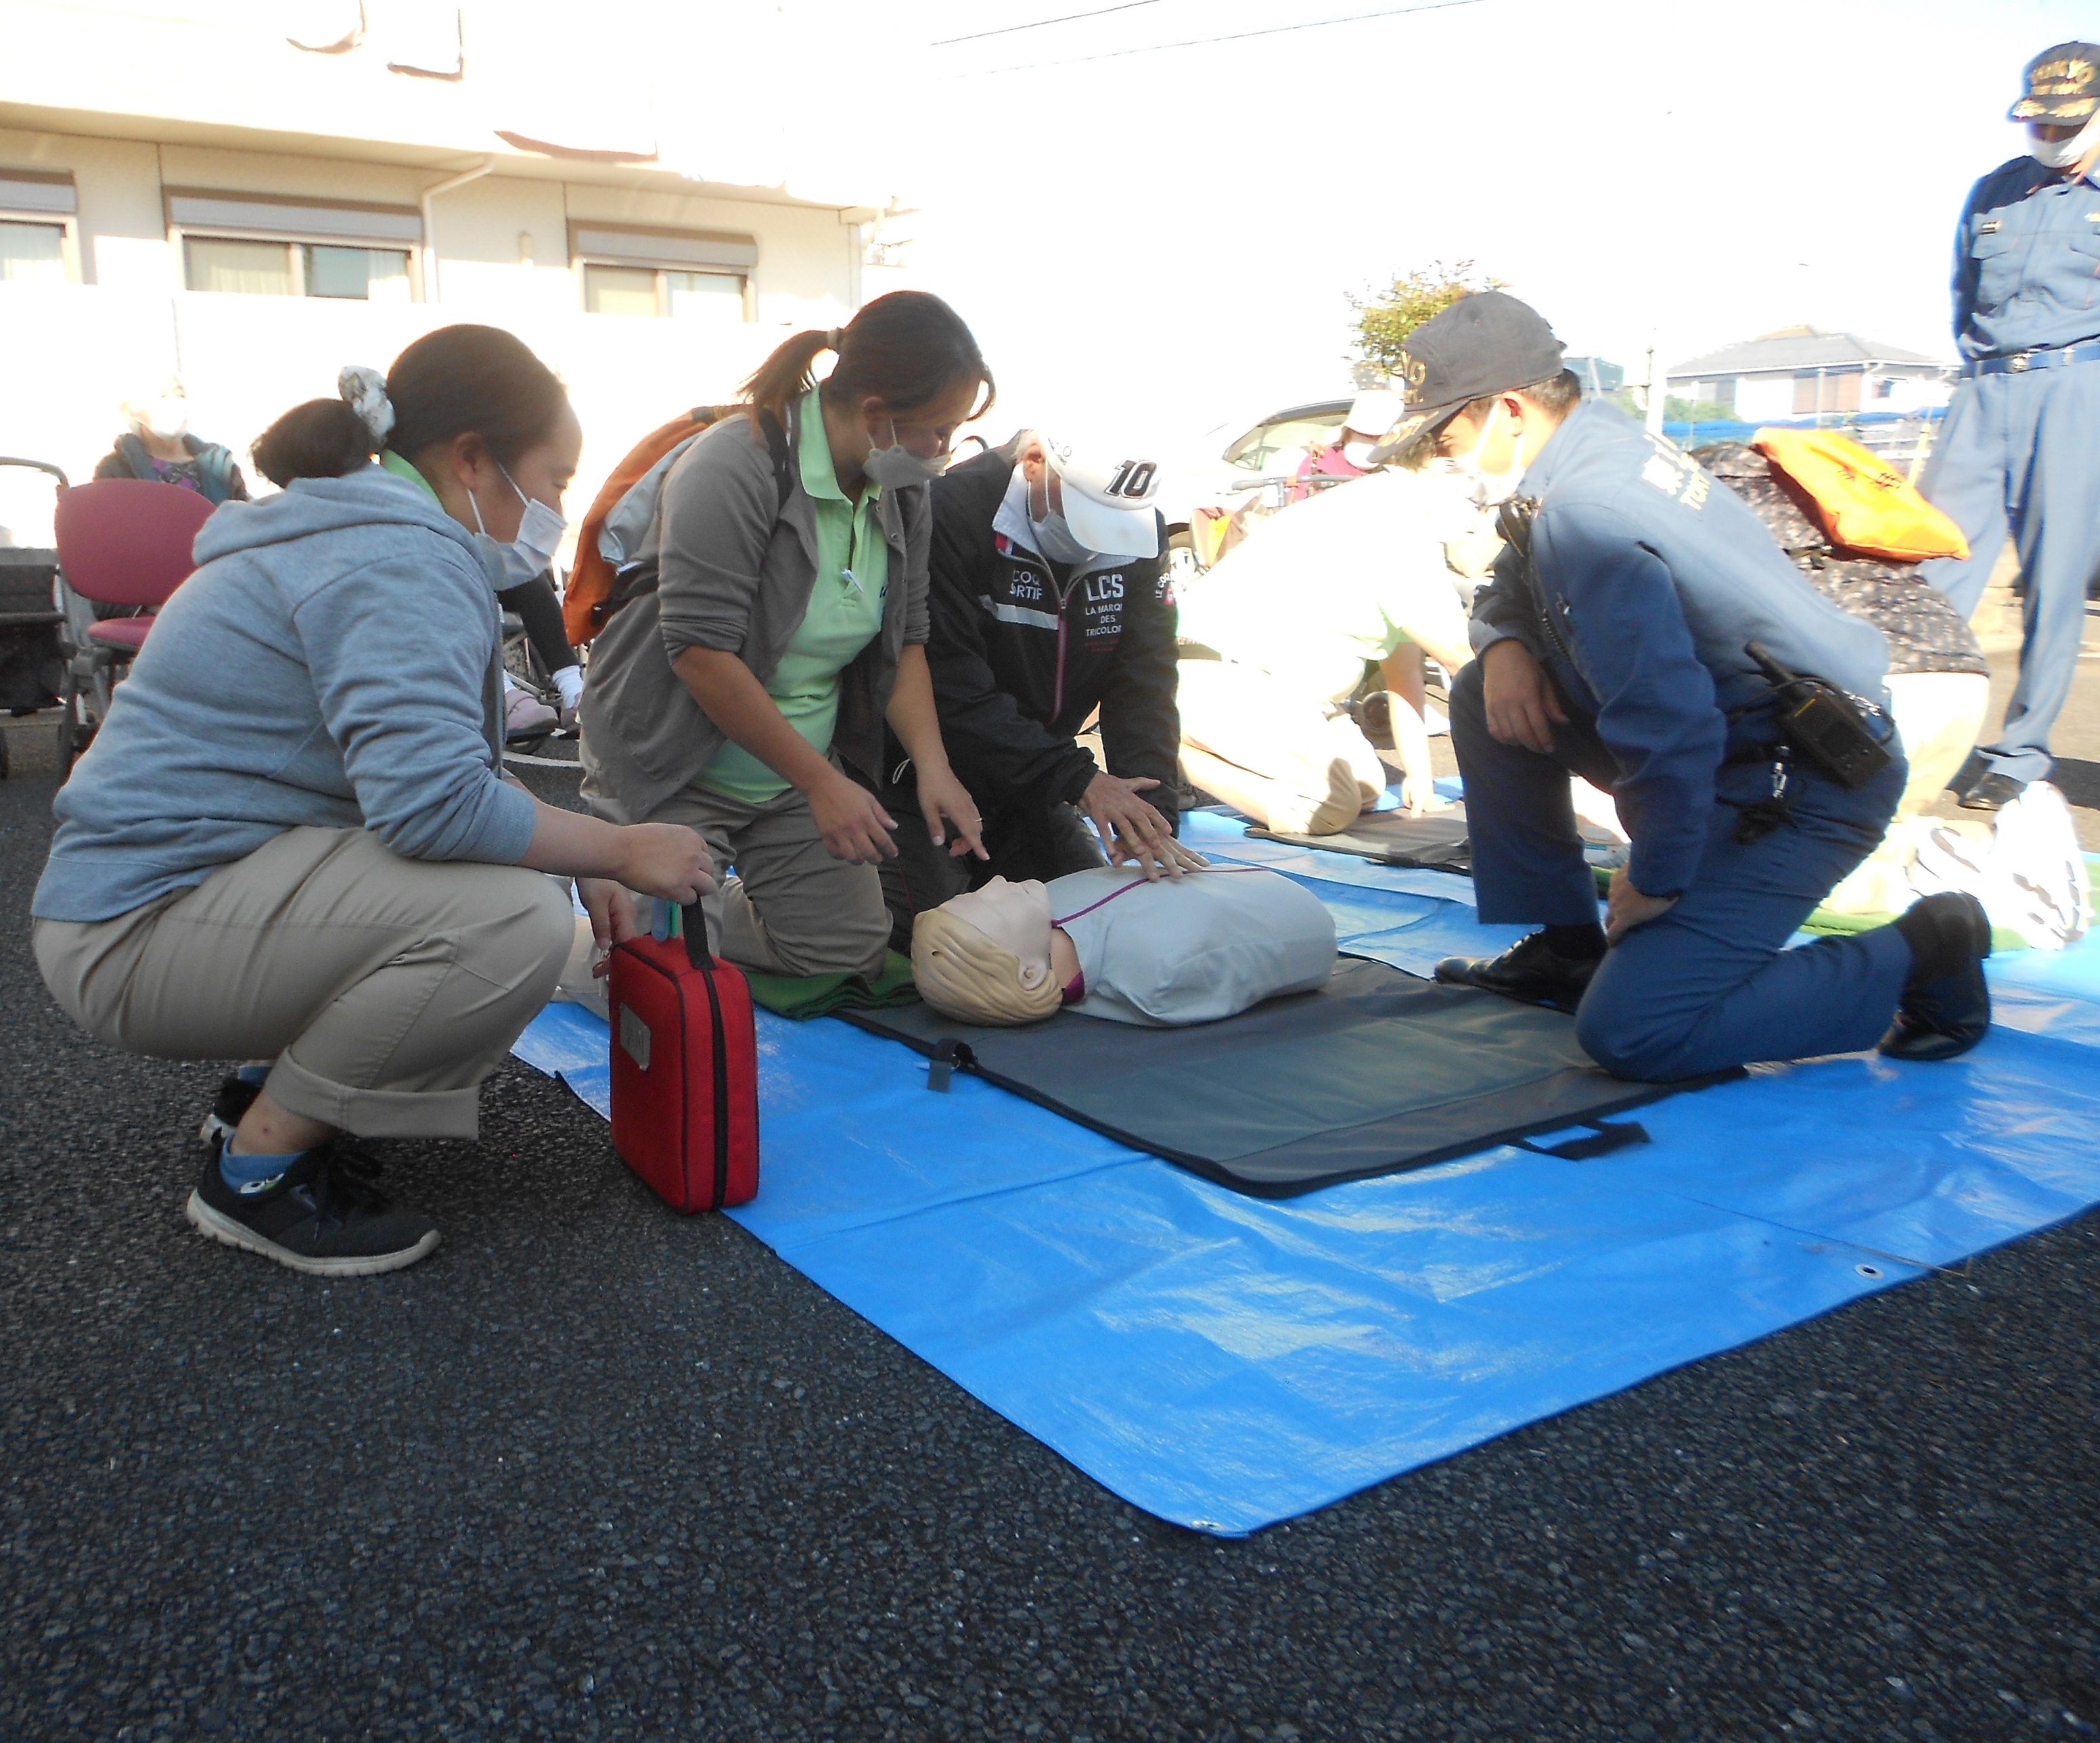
[825,327,844,351]
[338,364,395,446]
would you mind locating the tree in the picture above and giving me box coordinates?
[1348,260,1506,381]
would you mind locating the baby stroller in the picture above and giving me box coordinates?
[0,459,70,781]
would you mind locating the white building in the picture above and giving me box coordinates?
[0,0,911,539]
[1666,327,1954,423]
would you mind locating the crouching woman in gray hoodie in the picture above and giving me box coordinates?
[30,325,713,1278]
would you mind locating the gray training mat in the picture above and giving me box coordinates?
[840,956,1729,1197]
[1244,804,1624,875]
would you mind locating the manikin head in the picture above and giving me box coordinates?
[911,877,1063,1026]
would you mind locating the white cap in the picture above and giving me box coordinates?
[1038,434,1162,559]
[1344,389,1402,439]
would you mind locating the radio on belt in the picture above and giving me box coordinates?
[1744,641,1894,791]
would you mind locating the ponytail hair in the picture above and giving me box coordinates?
[250,323,568,489]
[740,290,994,432]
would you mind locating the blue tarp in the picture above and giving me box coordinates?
[513,817,2100,1535]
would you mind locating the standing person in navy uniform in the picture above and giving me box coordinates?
[861,430,1204,947]
[1917,43,2100,811]
[1383,294,1993,1079]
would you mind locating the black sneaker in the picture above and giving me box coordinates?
[1436,929,1601,1013]
[185,1135,440,1276]
[198,1072,262,1144]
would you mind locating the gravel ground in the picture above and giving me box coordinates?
[4,742,2099,1742]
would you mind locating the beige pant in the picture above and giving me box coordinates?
[32,826,574,1139]
[1886,670,1992,818]
[1177,658,1389,835]
[602,779,890,979]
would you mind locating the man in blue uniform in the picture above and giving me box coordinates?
[1380,294,1992,1080]
[1917,42,2100,810]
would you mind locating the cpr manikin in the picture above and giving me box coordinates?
[911,868,1337,1028]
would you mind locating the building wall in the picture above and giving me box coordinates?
[0,127,860,546]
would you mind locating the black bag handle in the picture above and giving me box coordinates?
[681,902,714,970]
[1515,1119,1649,1161]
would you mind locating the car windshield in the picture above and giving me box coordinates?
[1223,411,1350,473]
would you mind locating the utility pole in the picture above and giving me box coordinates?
[1643,338,1666,437]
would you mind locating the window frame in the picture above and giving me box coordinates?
[165,187,425,301]
[569,220,756,322]
[0,169,83,284]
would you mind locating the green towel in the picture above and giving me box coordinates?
[744,950,921,1019]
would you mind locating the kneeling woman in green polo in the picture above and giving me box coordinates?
[580,290,991,977]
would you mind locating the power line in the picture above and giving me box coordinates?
[964,0,1484,74]
[932,0,1164,47]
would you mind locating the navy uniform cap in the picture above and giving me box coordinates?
[2011,42,2100,122]
[1368,291,1566,464]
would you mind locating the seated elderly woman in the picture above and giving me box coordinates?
[911,866,1336,1027]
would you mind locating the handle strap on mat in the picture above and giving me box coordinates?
[926,1038,976,1094]
[1515,1119,1650,1161]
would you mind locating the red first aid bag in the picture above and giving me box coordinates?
[608,905,759,1212]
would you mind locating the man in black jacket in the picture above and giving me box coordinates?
[863,431,1202,946]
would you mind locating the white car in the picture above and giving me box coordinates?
[1152,396,1356,584]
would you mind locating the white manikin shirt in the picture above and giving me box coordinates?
[1047,865,1336,1027]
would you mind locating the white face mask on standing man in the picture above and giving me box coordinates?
[1446,402,1527,509]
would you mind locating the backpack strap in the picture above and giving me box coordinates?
[602,409,797,619]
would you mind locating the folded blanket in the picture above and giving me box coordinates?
[746,950,921,1020]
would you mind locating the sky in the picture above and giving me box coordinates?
[831,0,2100,455]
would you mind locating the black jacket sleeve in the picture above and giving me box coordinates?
[1095,517,1182,828]
[923,480,1100,806]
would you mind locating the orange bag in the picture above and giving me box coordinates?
[1750,427,1969,564]
[562,406,728,647]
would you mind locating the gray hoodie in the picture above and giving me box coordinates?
[32,465,536,924]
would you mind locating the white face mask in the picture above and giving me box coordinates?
[865,417,949,491]
[2030,113,2100,170]
[141,397,189,442]
[1027,467,1096,565]
[1342,440,1379,469]
[1448,403,1526,508]
[471,463,567,586]
[944,877,1053,990]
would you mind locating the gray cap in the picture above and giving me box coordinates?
[1369,292,1567,463]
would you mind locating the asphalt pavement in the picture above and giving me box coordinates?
[3,727,2099,1742]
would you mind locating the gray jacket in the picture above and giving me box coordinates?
[579,402,932,820]
[34,466,529,924]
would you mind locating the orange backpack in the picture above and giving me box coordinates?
[563,406,727,647]
[1750,427,1969,564]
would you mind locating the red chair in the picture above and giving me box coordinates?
[51,478,214,770]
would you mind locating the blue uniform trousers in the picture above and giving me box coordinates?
[1918,364,2100,783]
[1449,660,1913,1082]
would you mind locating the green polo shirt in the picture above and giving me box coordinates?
[696,388,889,804]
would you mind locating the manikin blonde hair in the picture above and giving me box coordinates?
[911,905,1064,1027]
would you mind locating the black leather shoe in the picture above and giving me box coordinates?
[1879,892,1992,1062]
[1436,931,1600,1014]
[1959,771,2026,812]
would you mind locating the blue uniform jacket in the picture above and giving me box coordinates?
[1951,156,2100,358]
[1469,401,1890,898]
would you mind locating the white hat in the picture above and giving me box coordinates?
[1344,389,1402,438]
[1038,434,1162,559]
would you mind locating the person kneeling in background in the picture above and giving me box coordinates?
[32,326,712,1278]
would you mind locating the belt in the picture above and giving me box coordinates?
[1963,339,2100,377]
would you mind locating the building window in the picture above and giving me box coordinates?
[0,170,81,283]
[167,189,424,301]
[1792,371,1861,415]
[183,235,413,300]
[572,222,756,322]
[0,219,66,284]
